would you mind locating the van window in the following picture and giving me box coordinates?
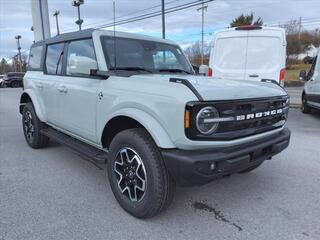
[45,43,64,75]
[66,39,97,76]
[214,37,247,70]
[246,37,281,70]
[28,45,43,70]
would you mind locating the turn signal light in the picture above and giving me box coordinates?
[208,68,213,77]
[185,110,190,129]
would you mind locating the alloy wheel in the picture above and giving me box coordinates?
[114,147,147,202]
[24,111,34,142]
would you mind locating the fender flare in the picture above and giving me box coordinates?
[20,90,46,122]
[105,108,176,149]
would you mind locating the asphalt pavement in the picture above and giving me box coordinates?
[1,88,320,240]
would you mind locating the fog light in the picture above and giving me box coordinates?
[209,162,216,171]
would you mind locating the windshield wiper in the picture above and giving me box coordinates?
[109,67,153,73]
[158,68,192,74]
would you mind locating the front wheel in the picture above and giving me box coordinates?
[107,128,175,218]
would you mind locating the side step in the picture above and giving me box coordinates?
[41,127,108,163]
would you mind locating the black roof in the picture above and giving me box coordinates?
[32,28,94,47]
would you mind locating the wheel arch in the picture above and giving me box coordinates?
[100,109,176,150]
[19,90,45,122]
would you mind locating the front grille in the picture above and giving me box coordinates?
[186,96,289,141]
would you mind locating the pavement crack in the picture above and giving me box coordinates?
[192,201,243,232]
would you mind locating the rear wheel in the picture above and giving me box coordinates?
[302,94,311,114]
[107,128,175,218]
[22,102,49,148]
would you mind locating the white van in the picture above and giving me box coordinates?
[209,26,287,87]
[301,49,320,113]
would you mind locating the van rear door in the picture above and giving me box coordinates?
[210,30,248,81]
[245,29,285,84]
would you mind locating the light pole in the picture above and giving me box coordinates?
[72,0,84,31]
[15,35,23,72]
[53,10,60,35]
[161,0,165,39]
[197,0,208,65]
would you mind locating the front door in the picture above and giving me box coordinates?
[57,38,100,143]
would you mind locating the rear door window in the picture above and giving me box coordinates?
[214,37,247,70]
[45,43,65,75]
[246,37,281,71]
[28,45,43,70]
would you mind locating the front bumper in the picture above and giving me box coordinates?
[162,128,290,186]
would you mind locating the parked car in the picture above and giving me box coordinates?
[300,50,320,113]
[20,29,290,218]
[3,72,25,88]
[208,26,287,87]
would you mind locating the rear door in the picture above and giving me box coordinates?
[43,42,65,125]
[210,30,248,80]
[245,29,285,83]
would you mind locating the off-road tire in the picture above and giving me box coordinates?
[302,94,311,114]
[107,128,175,218]
[22,102,49,148]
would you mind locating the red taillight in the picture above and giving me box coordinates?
[208,67,213,77]
[279,68,285,87]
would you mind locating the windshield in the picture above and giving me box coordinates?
[101,36,193,74]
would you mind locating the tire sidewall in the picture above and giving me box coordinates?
[107,131,162,217]
[22,103,42,148]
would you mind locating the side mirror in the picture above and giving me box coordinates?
[299,70,307,81]
[68,55,98,75]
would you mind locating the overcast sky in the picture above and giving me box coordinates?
[0,0,319,59]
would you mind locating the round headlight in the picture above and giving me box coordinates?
[196,106,219,135]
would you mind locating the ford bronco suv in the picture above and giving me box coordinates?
[20,29,290,218]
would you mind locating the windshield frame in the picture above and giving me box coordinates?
[100,35,194,75]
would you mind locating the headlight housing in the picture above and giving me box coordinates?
[196,106,219,135]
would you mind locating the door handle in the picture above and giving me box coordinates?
[57,85,68,93]
[249,74,259,78]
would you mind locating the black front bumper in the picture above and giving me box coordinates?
[162,128,291,186]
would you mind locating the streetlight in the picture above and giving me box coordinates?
[15,35,23,72]
[72,0,84,31]
[53,10,60,35]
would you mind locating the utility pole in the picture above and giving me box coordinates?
[197,0,208,65]
[161,0,166,39]
[298,16,302,42]
[53,10,60,35]
[15,35,22,72]
[72,0,84,31]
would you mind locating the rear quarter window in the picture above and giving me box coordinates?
[28,45,43,70]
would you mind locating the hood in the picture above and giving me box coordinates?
[131,74,287,101]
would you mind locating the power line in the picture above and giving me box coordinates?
[92,0,214,29]
[60,0,181,33]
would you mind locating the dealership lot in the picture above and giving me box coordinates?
[1,88,320,240]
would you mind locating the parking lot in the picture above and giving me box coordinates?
[1,88,320,240]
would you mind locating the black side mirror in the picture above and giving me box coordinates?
[299,70,307,81]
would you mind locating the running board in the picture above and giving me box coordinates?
[41,127,108,163]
